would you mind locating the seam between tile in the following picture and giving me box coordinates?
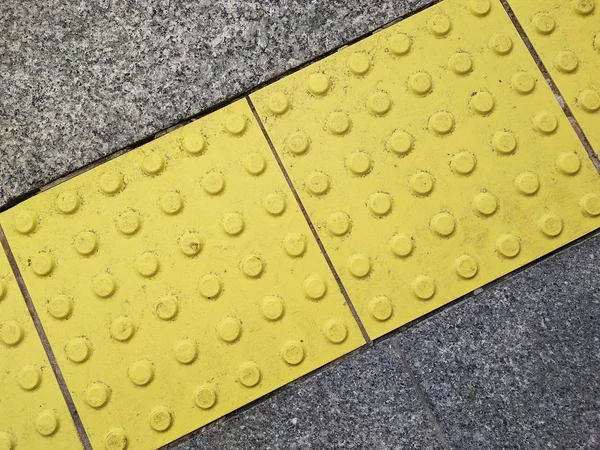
[0,225,93,450]
[498,0,600,173]
[246,96,371,345]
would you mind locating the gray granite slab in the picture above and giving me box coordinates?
[0,0,434,207]
[396,233,600,450]
[167,342,447,450]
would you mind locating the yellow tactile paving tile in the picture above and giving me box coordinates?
[0,246,82,449]
[507,0,600,154]
[250,0,600,339]
[0,100,364,449]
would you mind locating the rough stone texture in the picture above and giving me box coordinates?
[0,0,434,207]
[167,342,446,450]
[396,234,600,450]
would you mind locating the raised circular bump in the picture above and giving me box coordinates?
[117,210,141,235]
[326,212,351,236]
[0,321,23,346]
[48,294,73,320]
[129,360,153,386]
[222,212,245,236]
[473,192,498,216]
[580,193,600,216]
[306,171,330,195]
[469,0,491,16]
[579,89,600,112]
[367,192,392,216]
[238,362,261,387]
[409,171,434,195]
[179,232,202,257]
[199,274,222,299]
[323,319,348,344]
[538,214,563,237]
[110,316,135,342]
[429,111,455,135]
[388,33,411,55]
[512,72,536,95]
[241,254,264,278]
[17,364,41,390]
[390,233,413,257]
[571,0,595,15]
[14,210,37,234]
[181,133,206,155]
[202,173,225,195]
[533,111,558,134]
[99,171,123,194]
[286,131,309,155]
[327,112,351,135]
[263,192,286,216]
[154,295,178,320]
[284,233,307,257]
[0,432,13,450]
[489,34,513,55]
[307,73,330,95]
[31,253,55,276]
[471,91,495,115]
[134,252,160,277]
[430,212,456,237]
[533,13,555,35]
[195,384,217,409]
[85,382,110,408]
[35,410,58,436]
[451,152,476,175]
[408,72,433,95]
[92,273,116,298]
[303,274,327,300]
[492,131,517,154]
[159,191,184,214]
[65,337,91,363]
[347,53,370,75]
[268,92,289,115]
[368,296,393,321]
[150,406,172,432]
[174,339,197,364]
[388,131,413,156]
[347,152,371,175]
[261,296,284,321]
[556,153,581,175]
[454,255,479,279]
[347,253,371,278]
[495,234,521,258]
[281,341,305,365]
[555,50,579,73]
[411,275,435,300]
[515,172,540,195]
[105,428,127,450]
[427,14,451,36]
[367,92,392,115]
[74,231,98,256]
[245,153,266,175]
[449,52,473,75]
[56,191,80,214]
[225,114,247,135]
[141,152,165,175]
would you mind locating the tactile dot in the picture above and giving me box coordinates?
[241,255,264,278]
[303,274,327,300]
[449,52,473,75]
[14,210,37,234]
[222,213,245,236]
[195,384,217,410]
[430,212,456,237]
[179,232,202,257]
[85,383,110,408]
[56,191,80,214]
[99,172,123,194]
[238,362,261,387]
[105,428,127,450]
[388,33,411,55]
[286,131,310,155]
[473,192,498,216]
[326,212,351,236]
[129,360,153,386]
[408,72,433,95]
[492,131,517,154]
[31,253,55,277]
[141,152,165,175]
[65,337,91,363]
[579,89,600,112]
[554,50,579,73]
[323,319,348,344]
[0,321,23,346]
[367,92,392,115]
[268,92,289,115]
[451,152,476,175]
[281,341,305,365]
[284,233,307,257]
[135,252,160,277]
[469,0,491,15]
[580,193,600,216]
[489,34,513,55]
[533,111,558,134]
[154,295,179,320]
[515,172,540,195]
[454,255,479,279]
[411,275,436,300]
[35,410,58,436]
[347,53,370,75]
[347,253,371,278]
[368,296,393,321]
[17,365,41,390]
[307,73,330,95]
[306,171,330,195]
[92,273,116,298]
[347,152,371,175]
[556,152,581,175]
[539,214,563,237]
[533,14,555,34]
[244,152,267,175]
[199,274,222,299]
[202,173,225,195]
[388,131,413,156]
[410,171,434,195]
[150,406,172,432]
[471,91,495,115]
[261,296,284,321]
[263,192,286,216]
[47,294,73,321]
[0,432,13,450]
[495,234,521,258]
[390,233,413,257]
[571,0,595,15]
[159,191,184,214]
[74,231,98,256]
[511,72,536,94]
[427,14,451,36]
[181,133,206,155]
[367,192,392,216]
[327,112,351,135]
[217,317,242,343]
[429,111,455,135]
[174,339,197,364]
[225,114,247,135]
[110,316,135,342]
[117,210,141,235]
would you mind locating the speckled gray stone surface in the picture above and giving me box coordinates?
[167,342,446,450]
[0,0,434,207]
[396,234,600,450]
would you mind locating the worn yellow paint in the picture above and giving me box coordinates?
[507,0,600,154]
[0,100,364,449]
[0,244,82,449]
[251,0,600,339]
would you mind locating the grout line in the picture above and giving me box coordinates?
[389,339,453,450]
[246,96,372,345]
[0,225,93,450]
[498,0,600,173]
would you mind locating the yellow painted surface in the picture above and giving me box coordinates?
[507,0,600,154]
[251,0,600,339]
[0,100,364,449]
[0,245,81,449]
